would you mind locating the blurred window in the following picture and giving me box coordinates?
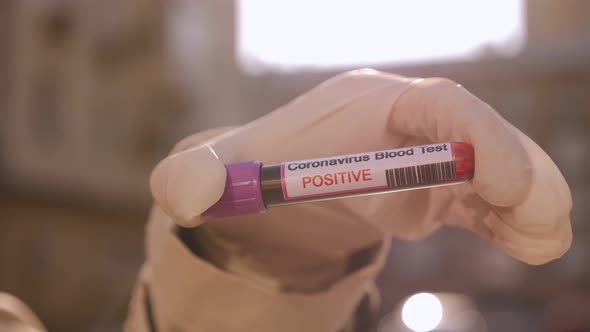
[236,0,525,74]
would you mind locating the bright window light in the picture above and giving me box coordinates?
[401,293,443,332]
[237,0,525,74]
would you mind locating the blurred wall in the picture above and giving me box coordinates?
[1,0,186,331]
[1,0,589,331]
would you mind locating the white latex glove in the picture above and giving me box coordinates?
[150,69,572,289]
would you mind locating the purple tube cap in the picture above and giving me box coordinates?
[201,161,266,218]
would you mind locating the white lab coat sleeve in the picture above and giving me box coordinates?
[124,207,389,332]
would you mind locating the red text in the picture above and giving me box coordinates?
[302,169,372,188]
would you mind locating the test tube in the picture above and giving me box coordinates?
[202,142,474,218]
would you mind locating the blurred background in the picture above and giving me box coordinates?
[0,0,589,331]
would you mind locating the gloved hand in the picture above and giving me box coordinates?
[149,69,572,291]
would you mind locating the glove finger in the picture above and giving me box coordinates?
[150,128,236,226]
[440,130,572,264]
[390,77,533,208]
[491,131,572,263]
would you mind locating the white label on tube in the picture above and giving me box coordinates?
[280,143,454,200]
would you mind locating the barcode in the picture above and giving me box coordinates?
[385,161,456,188]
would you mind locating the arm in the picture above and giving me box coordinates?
[126,70,572,331]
